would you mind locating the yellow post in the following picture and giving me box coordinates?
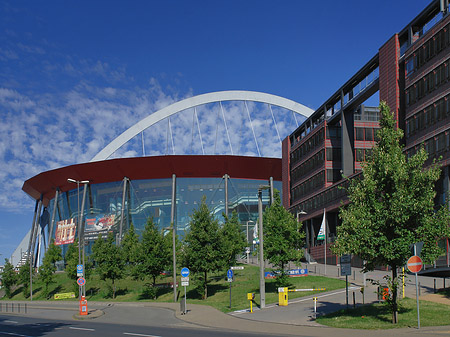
[247,293,254,313]
[402,267,405,298]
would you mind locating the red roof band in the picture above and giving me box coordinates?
[22,155,282,206]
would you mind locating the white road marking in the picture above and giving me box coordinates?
[3,321,18,324]
[0,331,30,337]
[232,287,360,315]
[123,332,162,337]
[69,327,95,331]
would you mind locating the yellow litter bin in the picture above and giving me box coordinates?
[278,287,288,306]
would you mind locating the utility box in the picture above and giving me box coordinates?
[247,293,255,301]
[79,296,88,316]
[278,287,288,306]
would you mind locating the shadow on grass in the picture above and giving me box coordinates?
[319,301,412,323]
[47,285,63,299]
[186,283,228,300]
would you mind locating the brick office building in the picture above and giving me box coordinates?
[282,0,450,267]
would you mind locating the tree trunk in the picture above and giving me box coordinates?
[204,271,208,299]
[112,279,116,299]
[392,266,398,324]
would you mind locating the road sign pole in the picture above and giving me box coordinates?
[345,275,348,310]
[229,281,232,309]
[415,271,420,329]
[408,253,423,329]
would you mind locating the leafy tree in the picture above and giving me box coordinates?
[333,101,450,324]
[263,190,305,286]
[133,218,171,289]
[121,223,140,274]
[1,259,17,298]
[183,197,222,299]
[220,211,246,269]
[92,232,125,299]
[18,260,31,298]
[38,239,62,298]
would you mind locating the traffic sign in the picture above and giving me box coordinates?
[181,267,190,277]
[181,276,189,286]
[340,254,351,276]
[231,266,244,270]
[407,255,423,273]
[77,277,86,286]
[227,269,233,282]
[77,264,83,277]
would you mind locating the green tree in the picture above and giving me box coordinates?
[1,259,17,298]
[38,239,62,298]
[18,260,31,298]
[92,232,125,299]
[121,223,140,274]
[133,218,171,287]
[333,101,450,324]
[183,197,222,299]
[220,211,246,269]
[263,190,305,286]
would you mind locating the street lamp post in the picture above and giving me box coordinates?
[246,220,254,264]
[258,184,270,309]
[68,178,89,300]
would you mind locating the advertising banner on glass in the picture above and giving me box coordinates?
[84,214,116,241]
[55,218,77,245]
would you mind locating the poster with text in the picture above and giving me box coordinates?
[84,214,116,241]
[55,218,76,245]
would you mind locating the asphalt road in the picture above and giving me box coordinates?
[0,313,305,337]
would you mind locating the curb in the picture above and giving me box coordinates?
[73,309,105,320]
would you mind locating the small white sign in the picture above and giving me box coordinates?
[181,276,189,286]
[231,266,244,270]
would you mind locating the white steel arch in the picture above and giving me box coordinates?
[91,90,314,162]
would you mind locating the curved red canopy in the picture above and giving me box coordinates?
[22,155,282,206]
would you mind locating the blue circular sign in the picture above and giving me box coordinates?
[181,267,190,277]
[77,277,86,286]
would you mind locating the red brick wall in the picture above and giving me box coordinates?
[379,34,400,126]
[282,137,290,208]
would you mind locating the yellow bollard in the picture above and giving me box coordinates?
[247,293,255,313]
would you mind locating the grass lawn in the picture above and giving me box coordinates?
[316,297,450,329]
[3,264,346,313]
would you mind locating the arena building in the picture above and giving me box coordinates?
[21,91,313,263]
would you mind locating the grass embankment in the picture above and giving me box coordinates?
[317,297,450,329]
[4,265,345,313]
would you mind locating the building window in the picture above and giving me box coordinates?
[355,128,364,141]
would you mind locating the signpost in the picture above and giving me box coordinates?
[340,254,351,309]
[407,255,423,329]
[76,264,83,277]
[227,269,233,308]
[77,277,86,287]
[180,267,189,314]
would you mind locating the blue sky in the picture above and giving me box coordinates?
[0,0,431,262]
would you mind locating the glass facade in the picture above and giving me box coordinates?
[48,177,281,255]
